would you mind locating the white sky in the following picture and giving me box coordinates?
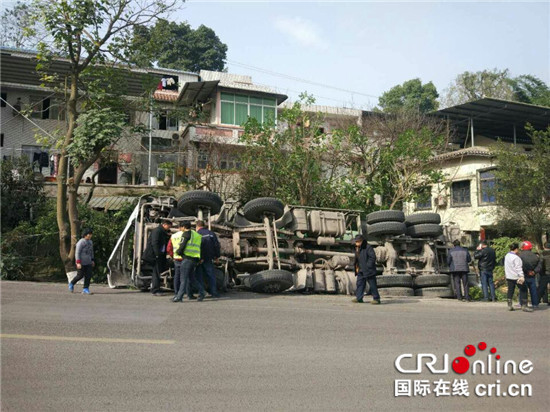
[179,0,549,109]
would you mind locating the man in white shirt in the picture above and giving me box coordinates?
[504,243,532,312]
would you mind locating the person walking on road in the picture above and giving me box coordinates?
[519,240,541,309]
[505,243,531,312]
[474,240,497,302]
[195,220,222,298]
[537,242,550,306]
[167,221,187,300]
[143,219,172,296]
[69,228,95,295]
[352,234,380,304]
[173,221,204,302]
[447,240,472,302]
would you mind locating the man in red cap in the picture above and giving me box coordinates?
[519,240,541,309]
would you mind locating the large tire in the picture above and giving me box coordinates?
[376,274,413,288]
[405,213,441,226]
[366,210,405,224]
[414,274,451,288]
[414,286,454,298]
[177,191,223,216]
[407,224,443,238]
[249,269,293,293]
[378,287,414,297]
[367,221,406,237]
[243,197,284,223]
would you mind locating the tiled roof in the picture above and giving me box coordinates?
[433,146,493,161]
[87,196,138,211]
[153,89,179,102]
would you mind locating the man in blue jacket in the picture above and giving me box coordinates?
[447,240,472,301]
[195,220,221,298]
[352,234,380,304]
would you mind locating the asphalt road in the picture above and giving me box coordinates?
[1,281,549,411]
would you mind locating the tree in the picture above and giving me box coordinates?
[0,1,44,48]
[509,75,550,107]
[128,20,227,72]
[492,126,550,248]
[443,68,514,107]
[333,110,450,211]
[238,94,339,207]
[378,78,439,113]
[26,0,180,274]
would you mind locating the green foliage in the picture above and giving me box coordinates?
[0,1,42,48]
[68,108,127,166]
[443,68,514,107]
[509,74,550,107]
[490,237,524,264]
[1,199,137,283]
[238,94,339,207]
[492,126,550,247]
[378,78,439,113]
[128,19,227,72]
[1,157,45,232]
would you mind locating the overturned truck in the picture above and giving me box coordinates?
[108,191,470,298]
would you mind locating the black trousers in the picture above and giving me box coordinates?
[71,265,93,288]
[507,279,528,304]
[151,257,166,294]
[537,275,550,304]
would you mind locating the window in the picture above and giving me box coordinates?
[30,96,65,120]
[152,111,178,131]
[1,133,4,147]
[197,149,209,169]
[1,92,6,107]
[140,136,172,150]
[451,180,471,207]
[220,92,277,126]
[479,169,497,204]
[415,187,432,210]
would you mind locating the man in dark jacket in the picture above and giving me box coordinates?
[195,220,221,298]
[352,234,380,304]
[519,241,541,309]
[474,240,497,302]
[143,219,172,296]
[537,243,550,305]
[447,240,472,302]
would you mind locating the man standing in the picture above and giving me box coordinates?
[447,240,472,302]
[505,243,531,312]
[69,228,94,295]
[519,240,541,309]
[167,221,187,300]
[173,221,204,302]
[143,219,172,296]
[352,234,380,304]
[474,240,497,302]
[537,242,550,305]
[195,220,222,298]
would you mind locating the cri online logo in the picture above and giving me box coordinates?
[395,342,533,375]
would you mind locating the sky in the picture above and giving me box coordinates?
[175,0,549,109]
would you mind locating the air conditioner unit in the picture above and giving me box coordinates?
[171,133,179,140]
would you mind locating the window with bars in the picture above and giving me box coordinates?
[220,92,277,126]
[479,169,497,204]
[451,180,471,207]
[152,111,178,131]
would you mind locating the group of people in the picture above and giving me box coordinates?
[448,239,550,311]
[142,218,221,302]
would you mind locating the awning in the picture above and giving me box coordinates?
[177,80,219,105]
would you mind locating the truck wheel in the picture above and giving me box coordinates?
[367,221,406,237]
[405,213,441,226]
[414,286,454,298]
[249,269,293,293]
[414,274,451,288]
[366,210,405,224]
[406,224,443,238]
[177,191,223,216]
[243,198,285,223]
[376,274,413,288]
[377,287,414,297]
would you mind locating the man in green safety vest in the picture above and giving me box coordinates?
[172,221,204,302]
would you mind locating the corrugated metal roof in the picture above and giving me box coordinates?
[87,196,138,211]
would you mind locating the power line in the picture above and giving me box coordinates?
[227,59,380,100]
